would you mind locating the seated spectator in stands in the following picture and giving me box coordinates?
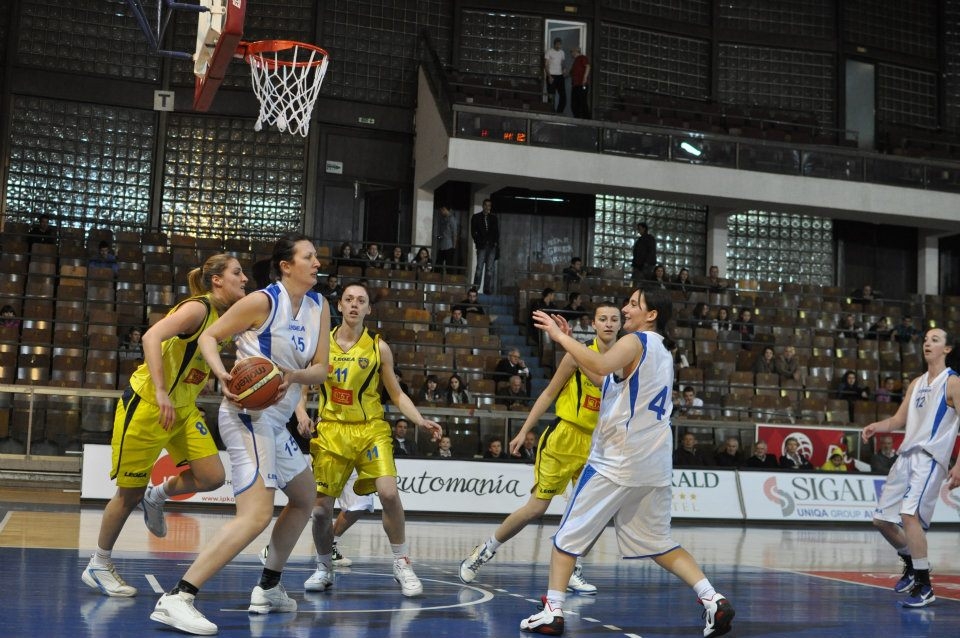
[647,264,669,290]
[494,349,530,385]
[673,432,711,467]
[444,373,472,405]
[392,418,418,457]
[892,316,920,343]
[418,374,442,404]
[744,440,779,469]
[119,326,144,362]
[714,437,742,467]
[752,346,776,374]
[483,436,510,460]
[382,365,413,405]
[677,386,704,417]
[411,247,433,272]
[869,435,898,474]
[836,369,869,421]
[502,374,531,409]
[360,242,383,271]
[514,431,538,462]
[775,345,805,385]
[336,241,357,270]
[735,308,755,350]
[689,302,712,330]
[442,306,469,334]
[28,214,56,247]
[875,376,901,404]
[435,435,454,459]
[383,245,408,270]
[819,447,847,472]
[456,287,485,316]
[562,257,586,286]
[713,306,732,332]
[706,265,728,293]
[838,314,862,340]
[89,240,118,275]
[851,284,876,305]
[779,437,813,470]
[528,287,557,341]
[317,273,342,324]
[0,305,19,329]
[865,316,892,341]
[672,267,692,299]
[570,313,595,341]
[560,292,586,320]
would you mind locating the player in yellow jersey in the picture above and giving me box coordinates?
[82,254,247,598]
[305,282,442,597]
[459,302,622,592]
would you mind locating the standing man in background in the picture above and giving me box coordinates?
[544,38,566,114]
[471,199,499,295]
[436,205,459,270]
[631,222,657,287]
[570,47,591,119]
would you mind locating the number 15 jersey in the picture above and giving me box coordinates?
[318,326,384,423]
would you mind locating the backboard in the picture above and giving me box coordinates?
[193,0,247,111]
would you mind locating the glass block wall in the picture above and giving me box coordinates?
[946,0,960,131]
[16,0,160,82]
[717,44,836,126]
[593,195,707,278]
[161,115,307,241]
[842,0,938,60]
[726,211,834,284]
[458,10,543,78]
[5,96,154,231]
[717,0,834,40]
[876,64,939,129]
[600,0,711,26]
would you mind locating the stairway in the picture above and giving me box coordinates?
[482,293,550,395]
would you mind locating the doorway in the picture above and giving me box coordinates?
[544,19,587,118]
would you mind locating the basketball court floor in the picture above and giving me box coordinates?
[2,486,958,637]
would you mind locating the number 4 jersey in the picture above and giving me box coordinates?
[318,326,384,423]
[590,331,674,487]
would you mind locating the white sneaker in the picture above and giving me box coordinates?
[248,585,297,614]
[459,543,495,583]
[393,557,423,597]
[520,596,564,634]
[141,485,167,538]
[304,564,334,592]
[150,592,217,636]
[700,593,735,637]
[566,562,597,595]
[332,541,353,567]
[82,558,137,597]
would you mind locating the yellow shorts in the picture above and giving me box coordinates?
[110,387,219,488]
[310,419,396,498]
[533,418,592,500]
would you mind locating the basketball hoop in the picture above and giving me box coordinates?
[240,40,329,137]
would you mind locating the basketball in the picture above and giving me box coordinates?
[227,356,283,411]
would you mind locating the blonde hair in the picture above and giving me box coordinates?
[187,253,236,296]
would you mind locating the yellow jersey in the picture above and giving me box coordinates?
[553,338,602,432]
[318,326,383,423]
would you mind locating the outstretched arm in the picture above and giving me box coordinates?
[508,353,577,456]
[380,341,443,441]
[533,310,641,377]
[861,378,915,442]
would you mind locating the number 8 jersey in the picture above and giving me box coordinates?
[591,330,674,487]
[318,326,384,423]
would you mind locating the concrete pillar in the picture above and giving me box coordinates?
[706,208,732,277]
[413,188,435,249]
[917,230,944,296]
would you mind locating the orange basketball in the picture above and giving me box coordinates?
[227,356,283,411]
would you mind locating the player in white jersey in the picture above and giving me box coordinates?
[150,234,331,636]
[520,288,734,637]
[862,327,960,609]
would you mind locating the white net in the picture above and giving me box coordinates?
[246,43,329,137]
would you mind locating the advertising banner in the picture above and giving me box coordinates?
[671,468,742,519]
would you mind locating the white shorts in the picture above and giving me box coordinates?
[554,464,679,558]
[874,450,946,529]
[337,471,375,513]
[219,406,309,496]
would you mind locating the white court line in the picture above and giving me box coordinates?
[583,616,600,622]
[0,511,11,534]
[624,633,644,638]
[603,624,622,630]
[145,573,164,593]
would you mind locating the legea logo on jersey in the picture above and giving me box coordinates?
[763,476,795,516]
[183,368,208,385]
[332,387,353,405]
[583,395,601,411]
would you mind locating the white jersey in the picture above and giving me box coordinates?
[898,367,959,467]
[230,281,324,428]
[588,331,674,487]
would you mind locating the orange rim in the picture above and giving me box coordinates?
[239,40,329,68]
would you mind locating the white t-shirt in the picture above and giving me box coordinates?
[545,48,565,76]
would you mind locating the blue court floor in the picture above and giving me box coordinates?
[2,497,958,637]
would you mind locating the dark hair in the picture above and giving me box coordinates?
[568,292,580,304]
[571,256,581,264]
[425,374,438,384]
[639,287,673,337]
[542,287,554,297]
[937,328,960,371]
[272,233,312,279]
[683,386,695,393]
[638,222,648,232]
[693,302,708,317]
[341,281,371,302]
[0,304,14,315]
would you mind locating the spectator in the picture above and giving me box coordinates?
[713,306,732,332]
[672,268,692,300]
[779,437,813,470]
[735,308,755,350]
[435,205,459,269]
[381,366,413,405]
[677,386,704,417]
[336,242,357,270]
[383,245,408,270]
[0,305,19,329]
[752,346,776,374]
[706,265,728,293]
[892,316,921,344]
[470,198,499,294]
[562,257,586,286]
[836,369,869,413]
[317,274,342,325]
[444,373,472,405]
[418,374,442,404]
[819,447,848,472]
[714,437,742,467]
[28,214,56,247]
[494,348,530,385]
[411,247,433,272]
[689,302,712,330]
[852,284,876,305]
[560,292,586,321]
[648,264,669,290]
[502,374,531,409]
[484,436,510,460]
[392,418,417,457]
[361,242,383,270]
[435,435,454,459]
[870,434,898,474]
[775,345,805,385]
[744,441,779,469]
[119,326,144,362]
[514,431,537,462]
[875,376,901,404]
[543,37,566,113]
[89,240,118,275]
[569,46,591,118]
[865,316,893,341]
[456,287,485,316]
[630,222,657,286]
[838,314,862,340]
[528,287,557,341]
[442,306,469,334]
[673,432,711,467]
[570,313,595,340]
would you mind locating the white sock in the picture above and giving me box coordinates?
[896,546,910,556]
[486,535,502,552]
[149,482,169,502]
[546,589,566,609]
[92,547,112,566]
[316,553,332,569]
[913,557,930,571]
[693,578,717,600]
[391,543,409,560]
[333,536,342,545]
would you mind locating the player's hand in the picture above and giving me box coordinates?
[419,419,443,441]
[533,310,568,339]
[294,406,314,437]
[948,466,960,491]
[861,423,878,443]
[154,390,176,431]
[508,432,525,456]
